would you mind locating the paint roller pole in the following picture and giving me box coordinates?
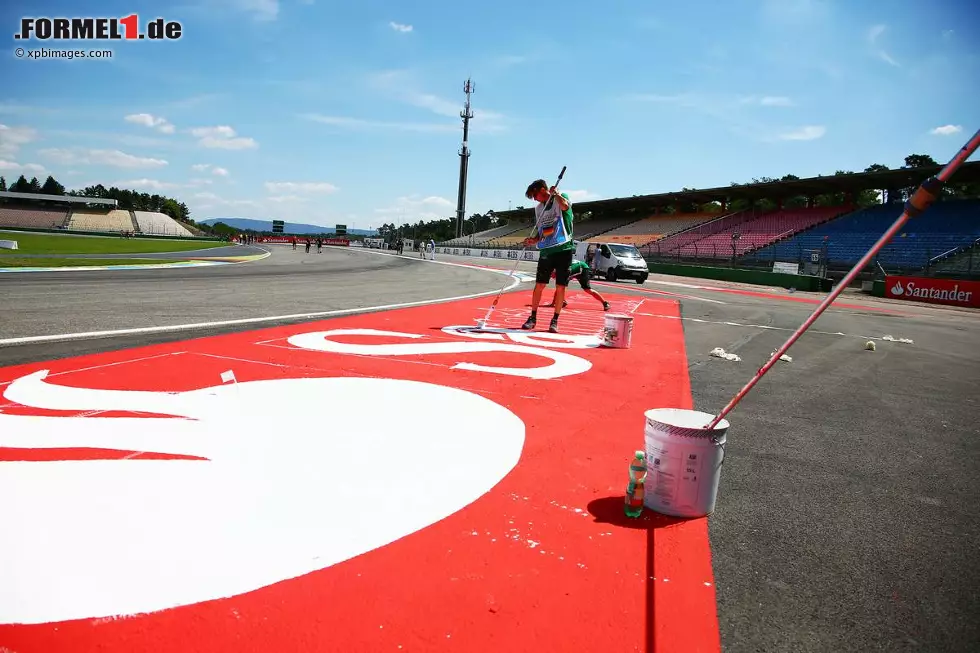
[704,127,980,430]
[478,166,568,327]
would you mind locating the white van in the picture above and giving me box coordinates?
[576,241,649,284]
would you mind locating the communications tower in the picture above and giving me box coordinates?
[454,79,474,238]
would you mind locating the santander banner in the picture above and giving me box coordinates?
[885,275,980,308]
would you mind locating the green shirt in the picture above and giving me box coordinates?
[539,193,575,258]
[569,259,589,276]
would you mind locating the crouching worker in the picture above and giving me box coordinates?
[543,259,610,311]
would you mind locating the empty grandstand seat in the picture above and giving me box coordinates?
[598,213,723,246]
[133,211,194,237]
[657,206,848,258]
[752,200,980,270]
[0,205,69,230]
[68,209,134,233]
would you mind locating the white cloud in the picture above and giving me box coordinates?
[868,24,899,66]
[302,113,457,133]
[0,124,37,159]
[124,113,175,134]
[113,178,182,191]
[232,0,279,21]
[191,163,230,176]
[930,124,962,136]
[389,21,413,33]
[941,29,953,41]
[778,125,826,141]
[375,194,454,222]
[759,96,794,107]
[264,181,338,194]
[0,160,45,174]
[38,148,168,168]
[365,70,508,133]
[267,194,306,203]
[189,125,257,150]
[565,190,601,202]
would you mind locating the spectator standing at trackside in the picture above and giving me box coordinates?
[305,238,311,253]
[316,237,323,253]
[429,239,436,261]
[520,178,575,333]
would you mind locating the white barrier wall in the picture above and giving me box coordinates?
[437,246,539,262]
[0,240,18,250]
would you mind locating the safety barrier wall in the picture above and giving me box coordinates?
[880,275,980,308]
[436,246,541,262]
[643,260,832,292]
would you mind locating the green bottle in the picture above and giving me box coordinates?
[625,450,647,518]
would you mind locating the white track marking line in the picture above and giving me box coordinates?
[0,351,186,388]
[590,280,727,304]
[635,312,901,342]
[192,353,291,369]
[0,257,523,346]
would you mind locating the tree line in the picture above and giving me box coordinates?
[0,173,206,233]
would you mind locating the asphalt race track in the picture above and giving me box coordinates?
[1,244,977,652]
[0,245,510,363]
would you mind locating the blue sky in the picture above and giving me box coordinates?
[1,0,977,230]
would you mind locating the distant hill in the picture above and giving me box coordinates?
[199,217,377,236]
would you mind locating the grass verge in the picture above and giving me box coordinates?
[0,231,228,255]
[0,257,192,268]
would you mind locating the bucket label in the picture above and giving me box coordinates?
[646,444,679,506]
[646,445,704,510]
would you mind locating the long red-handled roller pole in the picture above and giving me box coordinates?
[704,127,980,430]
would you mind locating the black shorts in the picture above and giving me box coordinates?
[574,267,592,290]
[536,248,575,286]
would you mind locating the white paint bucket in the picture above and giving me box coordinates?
[643,408,729,519]
[601,314,633,348]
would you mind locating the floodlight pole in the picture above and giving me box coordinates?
[455,79,474,239]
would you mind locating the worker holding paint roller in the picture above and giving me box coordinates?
[520,178,575,333]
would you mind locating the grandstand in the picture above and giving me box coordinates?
[590,212,724,246]
[68,209,137,233]
[651,205,851,258]
[133,210,195,237]
[441,222,528,247]
[488,161,980,279]
[750,199,980,272]
[0,190,197,237]
[0,205,69,230]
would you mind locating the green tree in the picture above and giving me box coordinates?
[903,154,938,168]
[10,175,30,192]
[28,176,42,192]
[0,176,6,191]
[40,175,65,195]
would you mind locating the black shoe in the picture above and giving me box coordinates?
[562,301,568,308]
[521,314,536,330]
[603,301,610,311]
[549,315,559,333]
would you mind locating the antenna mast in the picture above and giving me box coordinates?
[455,79,474,239]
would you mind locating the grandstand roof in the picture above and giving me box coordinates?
[492,161,980,220]
[0,190,117,207]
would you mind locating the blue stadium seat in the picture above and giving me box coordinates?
[752,199,980,270]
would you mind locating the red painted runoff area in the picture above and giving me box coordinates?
[0,291,719,653]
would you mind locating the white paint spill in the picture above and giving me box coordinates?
[709,347,741,362]
[0,371,525,625]
[882,335,914,344]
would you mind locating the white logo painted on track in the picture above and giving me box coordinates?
[287,328,593,379]
[0,370,525,624]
